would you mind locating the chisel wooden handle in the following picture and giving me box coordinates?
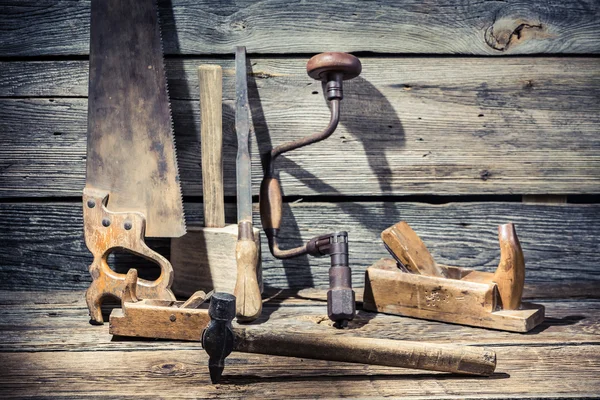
[232,329,497,376]
[234,223,262,321]
[198,65,225,228]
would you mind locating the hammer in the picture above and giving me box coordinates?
[202,293,497,383]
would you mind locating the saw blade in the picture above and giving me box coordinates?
[86,0,185,237]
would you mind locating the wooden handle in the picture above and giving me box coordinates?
[381,221,448,277]
[233,237,262,321]
[198,65,224,228]
[83,188,175,324]
[493,223,525,310]
[259,177,282,231]
[233,329,496,376]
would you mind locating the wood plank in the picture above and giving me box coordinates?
[1,0,599,56]
[1,58,599,197]
[0,202,598,291]
[5,58,600,100]
[0,345,598,398]
[0,290,598,352]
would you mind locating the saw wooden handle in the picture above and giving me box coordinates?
[83,188,175,324]
[233,329,497,376]
[199,65,225,228]
[234,232,262,321]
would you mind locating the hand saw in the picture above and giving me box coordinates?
[83,0,185,324]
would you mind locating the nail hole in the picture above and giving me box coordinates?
[169,314,176,322]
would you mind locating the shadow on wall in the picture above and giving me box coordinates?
[249,60,405,297]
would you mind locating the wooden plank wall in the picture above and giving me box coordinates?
[0,0,599,292]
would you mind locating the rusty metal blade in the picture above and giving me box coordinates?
[86,0,185,237]
[235,46,252,224]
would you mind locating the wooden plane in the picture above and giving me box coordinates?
[363,222,545,332]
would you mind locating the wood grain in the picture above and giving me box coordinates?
[1,202,598,291]
[381,221,447,276]
[1,345,599,398]
[363,258,544,332]
[1,0,599,56]
[171,225,262,297]
[0,290,598,398]
[232,328,497,376]
[198,65,225,228]
[1,58,599,197]
[0,290,597,352]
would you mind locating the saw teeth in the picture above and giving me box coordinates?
[155,0,186,233]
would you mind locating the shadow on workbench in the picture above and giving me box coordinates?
[526,315,586,334]
[216,372,510,385]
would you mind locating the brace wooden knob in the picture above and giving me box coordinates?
[306,52,362,81]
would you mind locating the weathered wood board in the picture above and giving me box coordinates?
[0,291,597,351]
[2,345,598,398]
[0,290,598,399]
[0,0,598,398]
[1,201,598,291]
[1,0,600,56]
[1,58,599,197]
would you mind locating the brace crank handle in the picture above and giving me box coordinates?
[259,175,282,233]
[233,221,262,322]
[259,176,308,259]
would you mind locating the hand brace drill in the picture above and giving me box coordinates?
[260,52,362,328]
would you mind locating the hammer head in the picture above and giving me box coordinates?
[202,292,236,384]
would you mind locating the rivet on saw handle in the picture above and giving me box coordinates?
[259,52,361,328]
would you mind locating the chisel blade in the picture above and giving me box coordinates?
[86,0,185,237]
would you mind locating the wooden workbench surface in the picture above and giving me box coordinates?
[1,0,599,398]
[1,289,597,399]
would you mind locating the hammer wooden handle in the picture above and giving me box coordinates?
[232,329,496,376]
[199,65,225,228]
